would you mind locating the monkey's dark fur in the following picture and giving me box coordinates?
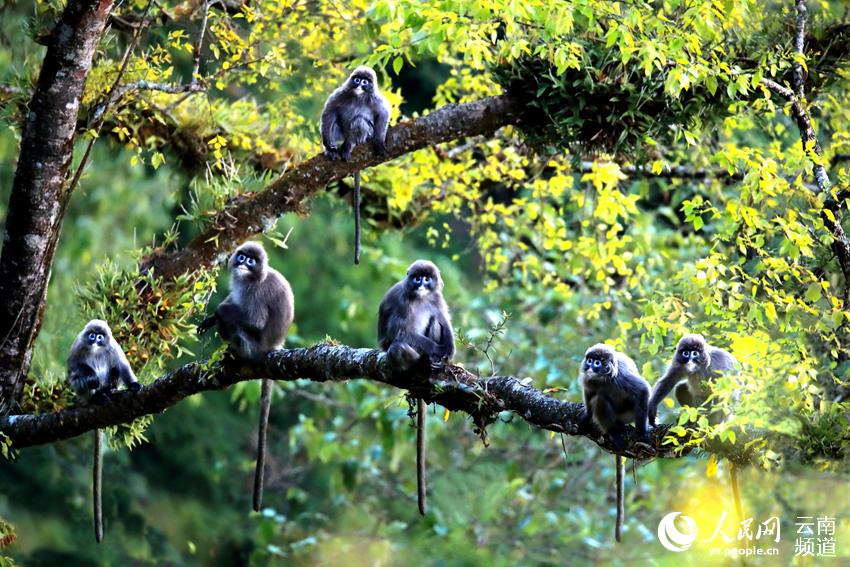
[67,319,141,543]
[648,333,738,425]
[199,242,294,511]
[377,260,455,516]
[578,343,650,543]
[321,66,390,264]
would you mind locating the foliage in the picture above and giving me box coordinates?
[1,0,850,564]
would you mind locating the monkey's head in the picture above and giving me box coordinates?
[79,319,113,349]
[229,242,268,282]
[404,259,443,299]
[582,343,617,379]
[674,333,709,371]
[345,66,378,97]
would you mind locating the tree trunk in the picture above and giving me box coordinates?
[0,0,115,413]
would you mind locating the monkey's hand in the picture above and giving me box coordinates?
[339,147,352,161]
[373,140,388,157]
[428,354,449,371]
[127,382,142,393]
[324,147,340,161]
[648,405,657,426]
[84,376,101,390]
[197,315,217,335]
[90,389,113,406]
[576,409,593,433]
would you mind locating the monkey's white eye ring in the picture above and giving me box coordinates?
[247,258,257,266]
[88,333,96,341]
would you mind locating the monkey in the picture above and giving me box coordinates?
[198,241,295,511]
[377,260,455,516]
[66,319,141,543]
[647,333,738,426]
[321,65,391,264]
[648,334,741,519]
[578,343,651,543]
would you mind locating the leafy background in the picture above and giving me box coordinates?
[1,0,850,565]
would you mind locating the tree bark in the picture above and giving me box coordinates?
[0,344,682,461]
[0,0,115,413]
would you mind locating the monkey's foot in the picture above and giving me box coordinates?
[127,382,142,393]
[373,142,388,157]
[324,149,340,160]
[90,390,114,406]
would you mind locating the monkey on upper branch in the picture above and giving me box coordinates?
[578,343,651,543]
[378,260,455,516]
[198,241,295,511]
[321,65,391,264]
[648,333,738,426]
[67,319,141,543]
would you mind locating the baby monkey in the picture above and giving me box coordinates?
[648,333,738,425]
[578,343,650,543]
[67,319,141,543]
[321,66,391,264]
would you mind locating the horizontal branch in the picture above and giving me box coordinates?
[141,94,521,279]
[0,344,675,460]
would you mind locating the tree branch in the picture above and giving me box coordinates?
[0,0,116,413]
[0,344,677,461]
[141,94,521,279]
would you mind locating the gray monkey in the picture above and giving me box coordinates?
[67,319,141,543]
[321,65,391,264]
[578,343,651,543]
[648,333,738,425]
[198,241,295,511]
[377,260,455,516]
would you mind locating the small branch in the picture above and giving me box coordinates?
[794,0,808,97]
[141,94,521,279]
[0,344,681,461]
[191,0,211,82]
[90,80,205,122]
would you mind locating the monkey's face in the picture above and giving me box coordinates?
[582,345,616,378]
[406,271,437,298]
[675,334,708,371]
[229,243,267,282]
[82,324,110,348]
[347,72,375,97]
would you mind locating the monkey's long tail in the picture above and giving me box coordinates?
[93,428,103,543]
[730,461,744,522]
[615,454,624,543]
[416,397,427,516]
[253,378,273,512]
[353,170,361,264]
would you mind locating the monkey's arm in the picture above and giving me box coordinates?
[429,313,455,362]
[647,364,684,425]
[69,363,100,394]
[115,354,141,393]
[578,380,594,429]
[372,96,390,155]
[321,96,343,157]
[708,347,738,374]
[197,315,217,335]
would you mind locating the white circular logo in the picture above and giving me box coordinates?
[657,512,698,552]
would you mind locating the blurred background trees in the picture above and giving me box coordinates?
[1,0,849,564]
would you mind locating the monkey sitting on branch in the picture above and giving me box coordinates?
[67,319,142,543]
[648,333,738,426]
[578,343,651,543]
[321,65,391,264]
[377,260,455,516]
[198,241,295,512]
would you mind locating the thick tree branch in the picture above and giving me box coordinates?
[0,0,116,413]
[141,94,521,279]
[0,344,679,460]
